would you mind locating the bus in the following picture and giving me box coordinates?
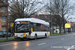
[14,18,50,40]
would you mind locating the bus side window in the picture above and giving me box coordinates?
[32,23,49,31]
[30,23,35,31]
[36,23,41,31]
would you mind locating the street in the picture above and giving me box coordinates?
[0,0,75,50]
[0,33,75,50]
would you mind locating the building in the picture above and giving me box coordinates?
[0,0,8,31]
[70,22,75,32]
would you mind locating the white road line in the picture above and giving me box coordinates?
[67,48,70,50]
[38,43,46,46]
[0,41,25,47]
[0,43,13,46]
[71,45,75,48]
[61,38,64,40]
[67,45,75,50]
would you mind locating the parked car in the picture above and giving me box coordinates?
[0,31,11,37]
[0,31,3,37]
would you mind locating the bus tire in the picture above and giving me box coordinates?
[35,34,37,40]
[45,33,47,38]
[21,38,24,41]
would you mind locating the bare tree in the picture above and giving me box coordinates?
[52,15,63,33]
[10,0,45,22]
[46,0,74,33]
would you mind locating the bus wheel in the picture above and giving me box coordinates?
[45,34,47,38]
[21,38,24,41]
[35,34,37,40]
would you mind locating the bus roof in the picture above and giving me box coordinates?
[15,18,49,26]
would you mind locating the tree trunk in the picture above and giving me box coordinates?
[63,23,66,33]
[59,26,61,33]
[50,22,52,34]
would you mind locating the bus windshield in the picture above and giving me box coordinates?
[15,21,30,33]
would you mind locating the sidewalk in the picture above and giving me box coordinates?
[0,37,14,40]
[50,32,74,36]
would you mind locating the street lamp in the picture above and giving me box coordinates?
[6,0,8,40]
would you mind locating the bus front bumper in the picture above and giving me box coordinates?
[14,36,30,39]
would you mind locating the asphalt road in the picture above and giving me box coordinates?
[0,33,75,50]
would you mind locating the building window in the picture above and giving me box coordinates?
[2,16,6,22]
[1,0,6,2]
[1,7,6,12]
[2,26,6,31]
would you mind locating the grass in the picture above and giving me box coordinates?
[0,38,15,42]
[0,33,68,42]
[50,33,64,36]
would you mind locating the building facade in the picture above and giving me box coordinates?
[0,0,8,31]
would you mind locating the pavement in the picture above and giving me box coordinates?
[0,37,14,39]
[0,33,75,50]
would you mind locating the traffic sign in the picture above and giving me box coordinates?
[65,23,71,28]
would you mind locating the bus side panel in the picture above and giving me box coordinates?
[30,31,50,38]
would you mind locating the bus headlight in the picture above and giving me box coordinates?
[15,34,17,36]
[27,34,29,36]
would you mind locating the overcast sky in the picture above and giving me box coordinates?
[69,0,75,22]
[40,0,75,22]
[9,0,75,22]
[37,0,75,22]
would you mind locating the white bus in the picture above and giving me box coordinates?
[14,18,50,40]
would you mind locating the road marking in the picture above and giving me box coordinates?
[67,48,70,50]
[38,43,46,46]
[61,38,64,40]
[0,41,25,47]
[67,45,75,50]
[71,45,75,48]
[0,43,13,46]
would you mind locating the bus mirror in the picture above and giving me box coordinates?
[11,23,14,27]
[31,28,33,33]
